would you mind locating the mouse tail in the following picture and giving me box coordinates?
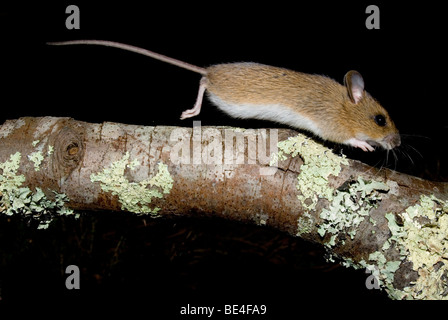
[47,40,208,75]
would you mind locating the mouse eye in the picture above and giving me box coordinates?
[374,114,386,127]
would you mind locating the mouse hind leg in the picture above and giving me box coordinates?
[180,77,207,120]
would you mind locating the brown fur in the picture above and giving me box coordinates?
[205,63,399,147]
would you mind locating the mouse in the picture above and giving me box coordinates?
[47,40,401,152]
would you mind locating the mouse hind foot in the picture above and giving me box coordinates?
[180,77,207,120]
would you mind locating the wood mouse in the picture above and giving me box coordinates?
[47,40,401,152]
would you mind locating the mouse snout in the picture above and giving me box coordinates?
[383,133,401,150]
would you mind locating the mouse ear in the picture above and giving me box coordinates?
[344,70,365,104]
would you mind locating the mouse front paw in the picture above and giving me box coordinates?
[345,138,374,152]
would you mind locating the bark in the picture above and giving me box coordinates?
[0,116,447,300]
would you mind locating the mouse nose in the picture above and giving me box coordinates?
[384,133,401,149]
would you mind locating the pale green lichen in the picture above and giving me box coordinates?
[270,135,389,243]
[382,195,448,300]
[344,195,448,300]
[296,212,314,237]
[0,152,75,228]
[28,151,44,171]
[401,195,448,299]
[318,177,389,247]
[343,248,401,299]
[272,136,397,292]
[90,152,174,215]
[0,152,26,207]
[362,252,401,289]
[384,212,407,253]
[271,134,349,211]
[268,134,448,300]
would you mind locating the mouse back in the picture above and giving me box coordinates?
[203,63,400,151]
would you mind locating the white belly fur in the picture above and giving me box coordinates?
[207,93,321,135]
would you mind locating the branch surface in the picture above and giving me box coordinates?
[0,117,447,299]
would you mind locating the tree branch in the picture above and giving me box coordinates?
[1,116,447,299]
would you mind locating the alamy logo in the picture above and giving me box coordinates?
[65,5,80,30]
[365,5,380,30]
[65,265,80,290]
[169,121,278,176]
[365,266,380,290]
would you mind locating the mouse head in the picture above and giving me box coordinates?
[343,70,400,151]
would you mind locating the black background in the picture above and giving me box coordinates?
[0,0,446,314]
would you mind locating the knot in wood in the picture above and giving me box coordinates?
[52,126,84,177]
